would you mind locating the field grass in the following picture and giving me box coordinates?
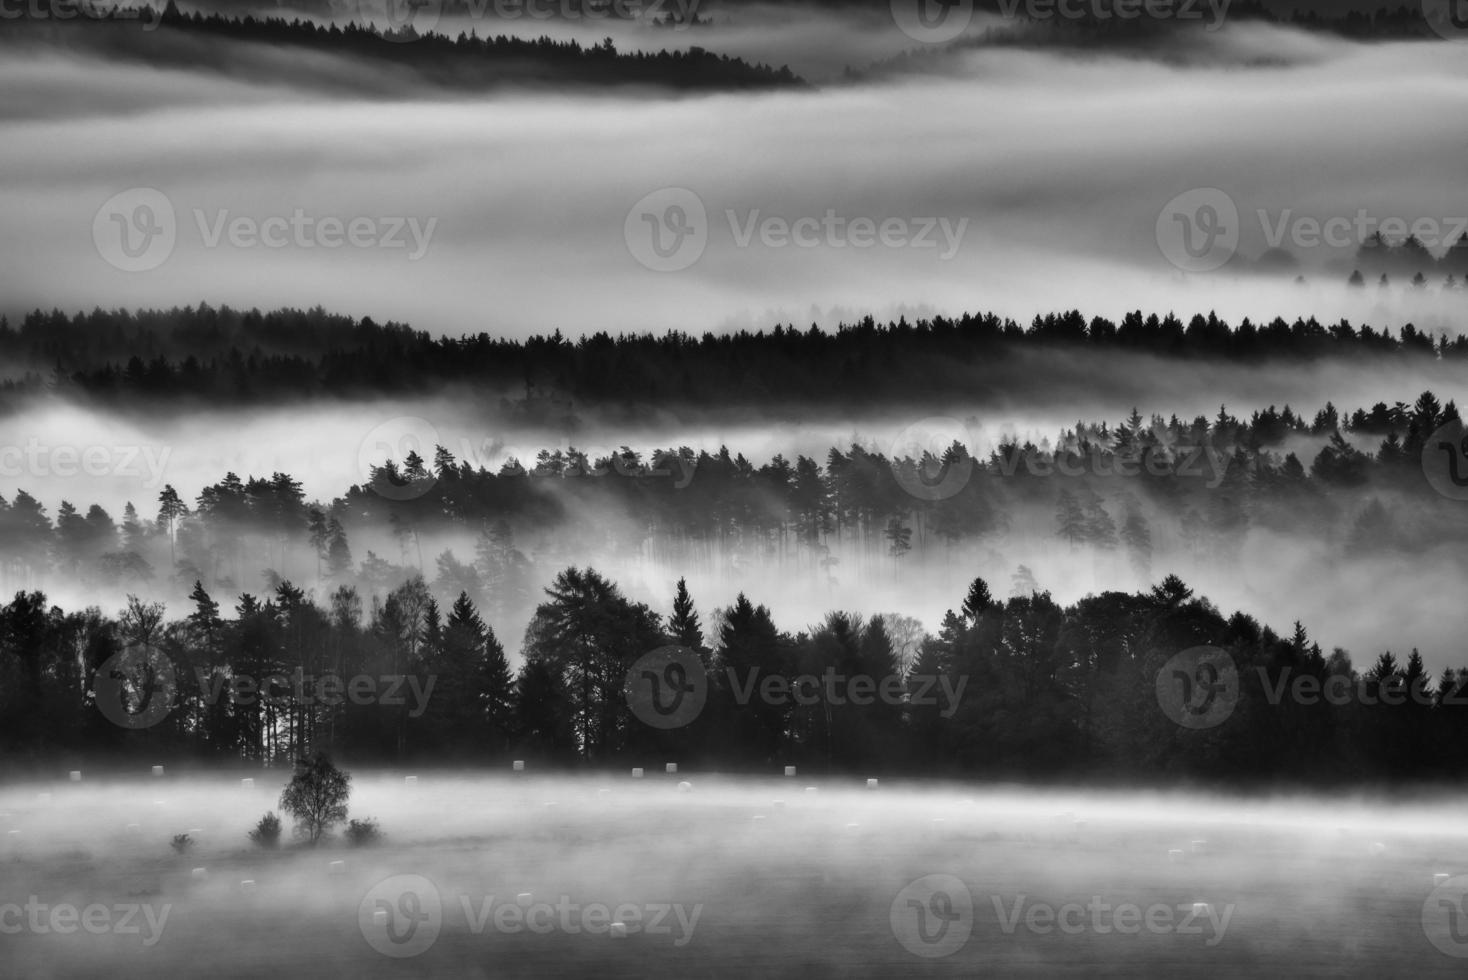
[2,772,1466,977]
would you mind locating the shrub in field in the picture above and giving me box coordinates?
[345,818,381,847]
[248,812,282,848]
[170,833,193,854]
[279,752,350,845]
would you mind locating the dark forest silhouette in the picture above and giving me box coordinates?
[6,564,1467,789]
[4,1,803,90]
[1,303,1465,414]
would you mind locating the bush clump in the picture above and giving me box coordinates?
[344,818,381,847]
[248,812,282,849]
[170,833,193,854]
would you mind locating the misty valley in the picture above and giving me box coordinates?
[5,0,1468,976]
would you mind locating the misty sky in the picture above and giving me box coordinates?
[3,14,1468,341]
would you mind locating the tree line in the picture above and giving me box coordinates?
[0,389,1459,620]
[12,1,802,90]
[4,565,1466,788]
[0,304,1462,415]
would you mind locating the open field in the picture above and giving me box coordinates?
[2,772,1466,977]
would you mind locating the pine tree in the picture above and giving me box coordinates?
[961,577,993,621]
[1054,490,1086,548]
[325,518,353,579]
[669,577,704,652]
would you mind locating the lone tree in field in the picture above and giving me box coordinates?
[279,753,351,845]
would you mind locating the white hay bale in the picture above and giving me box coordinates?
[596,788,611,797]
[610,922,628,939]
[804,786,818,795]
[666,763,678,774]
[1436,873,1451,886]
[188,828,204,834]
[677,781,692,793]
[1192,903,1211,916]
[152,800,166,808]
[771,800,785,810]
[631,768,644,778]
[784,766,796,777]
[517,893,533,907]
[404,776,417,786]
[191,868,207,880]
[240,880,255,893]
[866,779,879,789]
[1190,840,1208,854]
[68,771,81,782]
[1369,842,1386,857]
[125,823,141,834]
[240,778,254,789]
[373,909,389,926]
[1168,849,1184,863]
[845,822,860,831]
[152,766,165,777]
[752,815,766,824]
[328,861,346,875]
[513,760,525,771]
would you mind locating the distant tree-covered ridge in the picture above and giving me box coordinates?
[4,0,804,91]
[0,304,1463,414]
[0,387,1459,633]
